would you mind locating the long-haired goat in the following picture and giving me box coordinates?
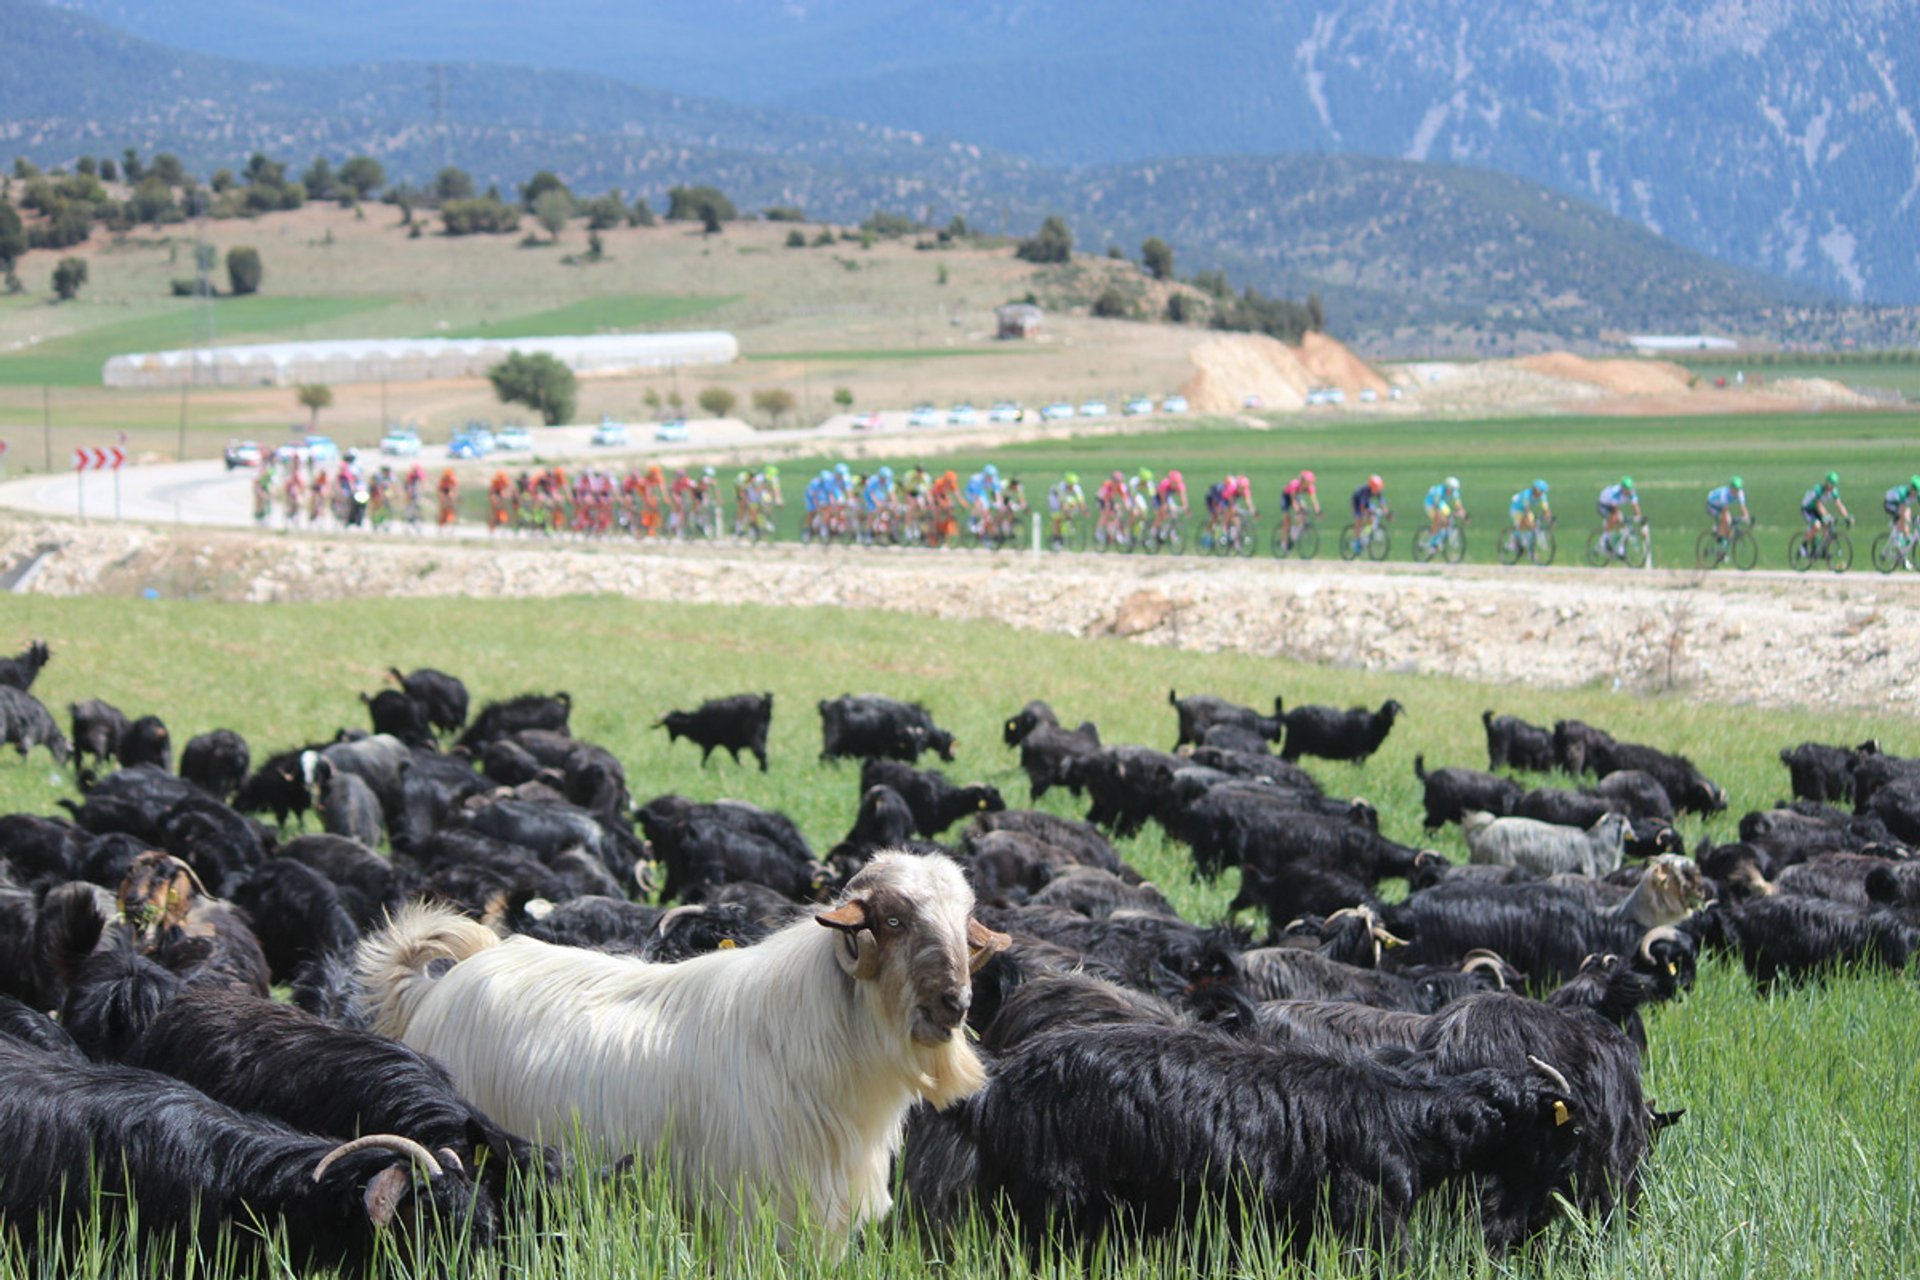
[357,851,1008,1241]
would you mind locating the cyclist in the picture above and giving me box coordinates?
[929,468,960,543]
[762,465,784,511]
[1096,469,1131,540]
[963,464,1001,534]
[1278,469,1320,550]
[436,468,459,529]
[1706,476,1749,540]
[281,456,305,528]
[487,470,512,533]
[1047,471,1087,542]
[1350,474,1387,551]
[1153,469,1189,540]
[1423,476,1465,544]
[252,463,275,526]
[998,477,1029,538]
[1596,476,1642,556]
[1800,471,1850,551]
[901,464,929,508]
[804,468,836,539]
[1882,474,1920,542]
[1129,468,1156,522]
[1510,479,1550,543]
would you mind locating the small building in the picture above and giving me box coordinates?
[996,303,1044,340]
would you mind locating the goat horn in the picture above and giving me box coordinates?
[1370,925,1409,948]
[656,905,706,931]
[1637,925,1683,964]
[1526,1056,1573,1098]
[314,1135,444,1183]
[1460,951,1509,988]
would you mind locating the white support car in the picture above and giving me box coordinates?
[1078,399,1109,417]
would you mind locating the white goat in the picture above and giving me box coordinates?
[356,851,1007,1242]
[1462,810,1632,878]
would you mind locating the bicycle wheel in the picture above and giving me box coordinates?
[1872,531,1901,574]
[1162,521,1185,555]
[1339,529,1362,561]
[1787,535,1814,572]
[1695,530,1726,570]
[1294,523,1320,560]
[1236,520,1259,557]
[1367,525,1391,562]
[1625,528,1651,569]
[1270,523,1292,558]
[1498,531,1522,566]
[1829,531,1853,573]
[1441,526,1466,565]
[1730,528,1758,570]
[1531,528,1556,566]
[1584,529,1609,568]
[1413,531,1435,564]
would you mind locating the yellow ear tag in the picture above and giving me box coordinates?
[1553,1101,1571,1127]
[718,939,737,950]
[1667,963,1678,976]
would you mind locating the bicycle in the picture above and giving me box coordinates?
[1497,521,1555,565]
[1413,513,1467,565]
[1091,503,1136,553]
[1788,518,1853,573]
[1695,517,1758,571]
[1585,519,1651,569]
[1870,524,1920,574]
[1269,512,1321,560]
[1143,510,1187,555]
[1340,510,1392,562]
[1207,511,1259,557]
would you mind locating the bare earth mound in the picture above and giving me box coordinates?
[1515,352,1696,396]
[1180,333,1386,413]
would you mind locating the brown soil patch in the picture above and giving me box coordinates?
[1515,352,1694,396]
[1180,332,1385,413]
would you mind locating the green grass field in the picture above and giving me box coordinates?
[1676,359,1920,400]
[444,293,737,339]
[603,409,1920,569]
[0,296,400,388]
[1,593,1916,1277]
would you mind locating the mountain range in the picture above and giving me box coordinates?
[7,0,1915,349]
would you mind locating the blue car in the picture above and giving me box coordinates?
[448,430,493,460]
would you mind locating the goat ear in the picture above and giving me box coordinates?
[966,918,1012,973]
[362,1165,410,1229]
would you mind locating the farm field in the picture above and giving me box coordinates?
[1,593,1917,1277]
[647,410,1920,569]
[1676,358,1920,401]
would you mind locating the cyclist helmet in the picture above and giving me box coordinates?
[985,463,999,478]
[878,465,893,479]
[1111,470,1125,483]
[1301,469,1316,486]
[1826,471,1840,485]
[765,465,779,479]
[1168,469,1184,486]
[1236,475,1251,490]
[703,466,716,478]
[1620,476,1634,490]
[1910,474,1920,491]
[1367,474,1383,494]
[1445,476,1460,490]
[1534,478,1549,493]
[1065,471,1079,485]
[1730,476,1744,490]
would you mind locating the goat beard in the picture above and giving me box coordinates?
[913,1032,988,1111]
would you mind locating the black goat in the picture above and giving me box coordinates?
[1002,700,1058,747]
[971,1023,1579,1253]
[1279,699,1402,763]
[655,692,774,771]
[0,1036,493,1272]
[859,757,1004,836]
[0,640,51,691]
[0,685,71,764]
[388,666,470,734]
[1589,741,1726,815]
[180,729,251,801]
[639,795,823,902]
[1689,895,1920,987]
[1012,718,1101,799]
[1416,755,1524,829]
[455,692,571,751]
[119,715,172,772]
[818,693,956,763]
[1780,740,1879,805]
[363,690,436,747]
[1552,719,1616,776]
[69,698,131,774]
[1168,689,1284,750]
[1482,710,1556,772]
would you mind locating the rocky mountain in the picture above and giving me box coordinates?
[55,0,1919,305]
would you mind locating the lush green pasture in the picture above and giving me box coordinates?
[1676,359,1920,401]
[0,296,400,388]
[444,293,736,339]
[757,409,1920,566]
[2,594,1916,1277]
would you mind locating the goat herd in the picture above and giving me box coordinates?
[1,635,1918,1273]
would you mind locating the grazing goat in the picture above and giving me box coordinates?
[1482,710,1556,772]
[119,715,172,772]
[1011,718,1101,799]
[1463,811,1633,878]
[180,729,251,801]
[358,852,1009,1240]
[818,694,956,764]
[1279,699,1402,763]
[1552,719,1616,776]
[388,666,470,734]
[1780,740,1879,806]
[0,1037,491,1272]
[0,686,71,764]
[362,690,435,747]
[1850,753,1920,811]
[69,699,131,774]
[971,1023,1579,1253]
[1589,741,1727,815]
[1688,895,1920,988]
[860,758,1004,836]
[1167,689,1283,750]
[656,692,774,771]
[455,692,571,751]
[1416,756,1525,829]
[0,640,51,691]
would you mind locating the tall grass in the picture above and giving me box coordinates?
[1,594,1915,1277]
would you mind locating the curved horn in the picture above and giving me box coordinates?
[1637,924,1683,964]
[1527,1055,1573,1098]
[655,904,707,932]
[1369,924,1409,948]
[1460,950,1509,989]
[314,1135,444,1183]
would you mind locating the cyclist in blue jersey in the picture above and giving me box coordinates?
[1423,476,1465,543]
[1705,477,1748,539]
[1596,476,1641,555]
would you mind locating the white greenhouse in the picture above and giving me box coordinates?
[101,331,740,389]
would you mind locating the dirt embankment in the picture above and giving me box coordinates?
[1181,333,1390,413]
[6,516,1917,713]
